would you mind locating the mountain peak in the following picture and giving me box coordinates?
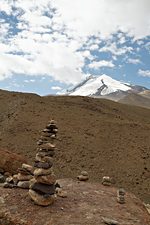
[67,74,131,97]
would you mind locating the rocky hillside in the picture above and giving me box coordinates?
[0,89,150,203]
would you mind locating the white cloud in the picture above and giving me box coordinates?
[0,1,12,15]
[138,69,150,77]
[89,60,115,69]
[24,79,35,83]
[89,44,99,50]
[99,42,133,56]
[51,86,62,90]
[0,20,10,40]
[52,0,150,39]
[127,58,141,64]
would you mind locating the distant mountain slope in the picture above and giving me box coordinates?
[139,90,150,99]
[119,93,150,109]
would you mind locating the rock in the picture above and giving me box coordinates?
[34,161,53,169]
[40,136,49,141]
[0,174,5,183]
[22,164,34,174]
[40,143,55,150]
[42,132,52,137]
[0,148,27,174]
[17,173,33,181]
[17,168,32,175]
[77,175,89,181]
[37,140,44,145]
[3,182,14,188]
[118,188,126,195]
[38,150,55,157]
[6,176,14,183]
[102,217,119,224]
[117,188,126,204]
[144,204,150,214]
[41,156,53,164]
[4,172,11,177]
[0,168,4,174]
[17,181,30,189]
[42,128,51,133]
[30,182,55,195]
[35,174,56,185]
[117,195,125,204]
[81,171,88,176]
[29,189,55,206]
[13,174,19,185]
[56,188,67,198]
[46,124,57,129]
[34,168,53,176]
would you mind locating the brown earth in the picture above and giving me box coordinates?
[0,148,27,174]
[0,179,150,225]
[0,89,150,203]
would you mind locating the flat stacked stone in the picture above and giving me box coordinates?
[17,164,34,188]
[29,120,58,206]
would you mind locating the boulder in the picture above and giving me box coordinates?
[29,189,55,206]
[0,148,27,174]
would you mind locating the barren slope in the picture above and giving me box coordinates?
[0,89,150,203]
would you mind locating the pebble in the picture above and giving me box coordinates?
[102,217,119,225]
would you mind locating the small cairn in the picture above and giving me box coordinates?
[102,176,111,186]
[29,120,58,206]
[77,171,89,181]
[117,188,126,204]
[3,164,33,188]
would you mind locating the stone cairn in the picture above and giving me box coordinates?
[102,176,111,186]
[29,120,58,206]
[117,188,126,204]
[77,171,89,181]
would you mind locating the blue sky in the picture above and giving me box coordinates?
[0,0,150,96]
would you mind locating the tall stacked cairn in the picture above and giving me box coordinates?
[29,120,58,206]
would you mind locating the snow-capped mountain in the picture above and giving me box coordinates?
[66,75,148,101]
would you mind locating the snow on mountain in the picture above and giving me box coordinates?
[68,75,131,96]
